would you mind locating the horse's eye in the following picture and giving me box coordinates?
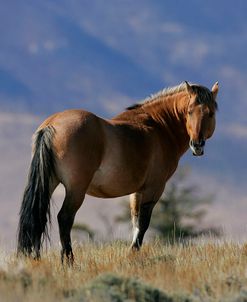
[188,111,193,116]
[209,112,214,118]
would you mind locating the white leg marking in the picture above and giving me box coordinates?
[131,226,139,245]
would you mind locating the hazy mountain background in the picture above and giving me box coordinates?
[1,0,247,248]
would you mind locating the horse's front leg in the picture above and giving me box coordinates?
[129,193,157,250]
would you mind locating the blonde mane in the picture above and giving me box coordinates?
[127,82,187,110]
[142,82,187,104]
[127,82,216,110]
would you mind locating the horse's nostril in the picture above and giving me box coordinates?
[189,139,205,151]
[200,140,205,147]
[193,140,205,148]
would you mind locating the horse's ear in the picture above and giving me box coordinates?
[184,81,194,95]
[211,82,219,100]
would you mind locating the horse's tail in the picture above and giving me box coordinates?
[17,126,56,257]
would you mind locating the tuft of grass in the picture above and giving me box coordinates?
[75,273,175,302]
[1,240,247,301]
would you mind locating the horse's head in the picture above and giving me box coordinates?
[185,81,218,156]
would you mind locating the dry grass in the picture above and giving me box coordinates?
[1,239,247,301]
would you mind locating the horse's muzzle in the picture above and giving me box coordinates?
[189,139,205,156]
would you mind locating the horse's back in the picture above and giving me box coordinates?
[39,109,101,133]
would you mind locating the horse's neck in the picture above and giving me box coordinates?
[144,92,190,155]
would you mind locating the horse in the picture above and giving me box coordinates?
[17,81,219,264]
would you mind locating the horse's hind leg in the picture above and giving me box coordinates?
[57,188,85,265]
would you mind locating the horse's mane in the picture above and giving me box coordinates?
[127,82,217,110]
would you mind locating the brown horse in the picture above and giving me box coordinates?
[17,81,219,264]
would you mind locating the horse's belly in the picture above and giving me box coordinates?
[86,164,144,198]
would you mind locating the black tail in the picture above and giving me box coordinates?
[17,126,56,258]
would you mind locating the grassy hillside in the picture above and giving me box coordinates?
[1,240,247,301]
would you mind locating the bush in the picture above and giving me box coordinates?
[74,273,195,302]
